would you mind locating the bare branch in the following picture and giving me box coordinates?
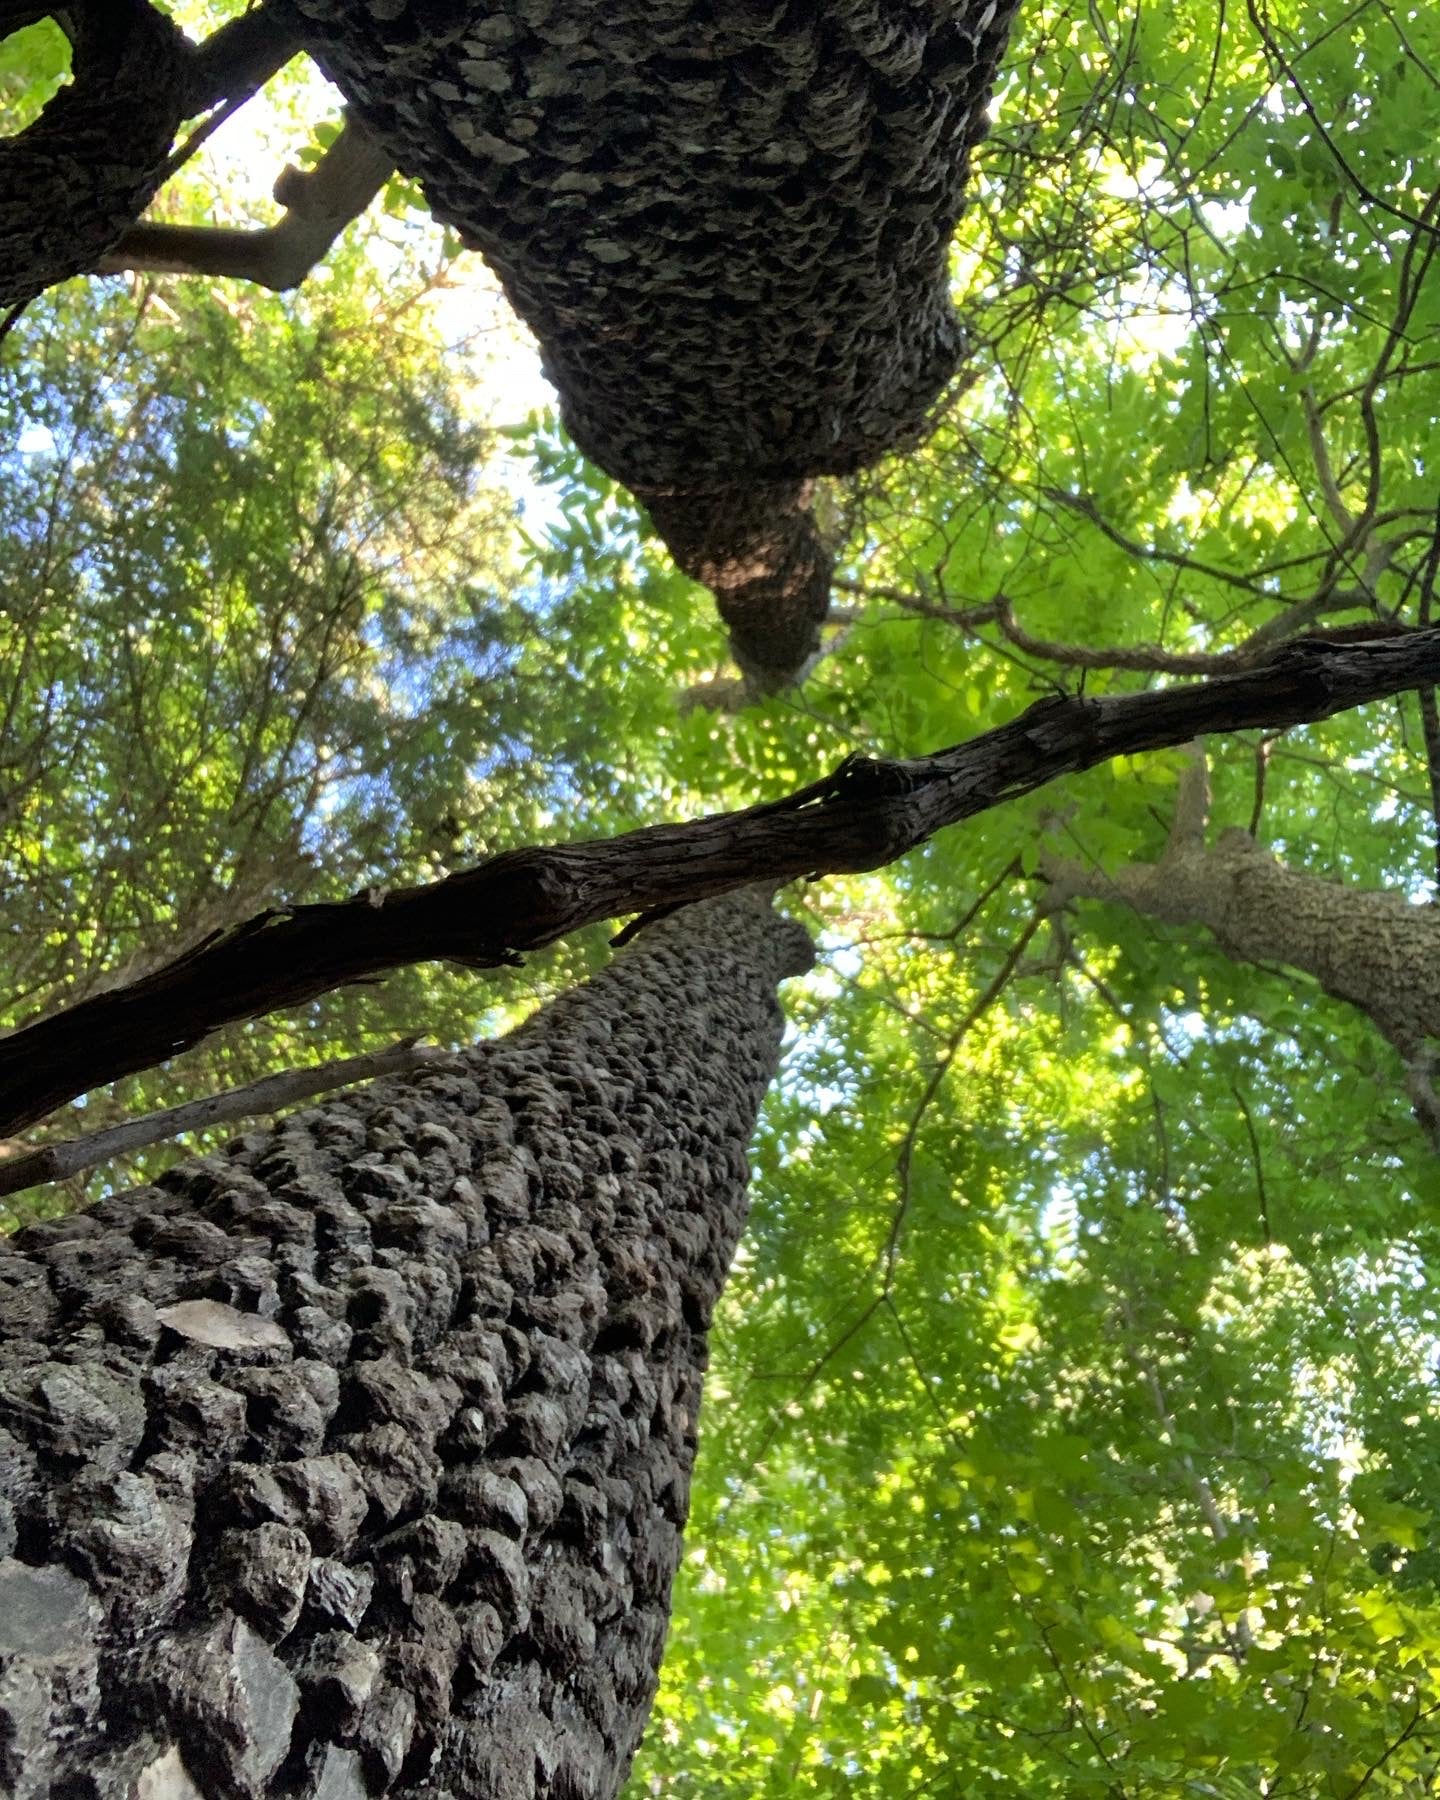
[97,113,394,292]
[0,1042,452,1201]
[4,626,1440,1134]
[1303,385,1355,536]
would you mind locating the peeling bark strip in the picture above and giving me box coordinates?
[4,628,1440,1136]
[0,889,814,1800]
[276,0,1020,681]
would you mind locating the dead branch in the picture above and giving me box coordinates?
[0,1041,451,1201]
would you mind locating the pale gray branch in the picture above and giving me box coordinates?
[96,113,394,292]
[1167,742,1212,856]
[0,1041,452,1200]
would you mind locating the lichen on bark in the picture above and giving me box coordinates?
[0,889,813,1800]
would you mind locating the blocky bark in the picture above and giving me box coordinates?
[270,0,1020,682]
[0,889,813,1800]
[0,1,193,307]
[1,0,1018,681]
[276,0,1015,491]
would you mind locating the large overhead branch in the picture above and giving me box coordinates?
[5,0,1021,684]
[277,0,1022,686]
[1042,743,1440,1057]
[4,628,1439,1136]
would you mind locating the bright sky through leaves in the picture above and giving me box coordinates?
[6,0,1440,1790]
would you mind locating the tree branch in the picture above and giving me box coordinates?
[185,2,299,118]
[0,1042,450,1202]
[96,113,393,292]
[1167,741,1211,856]
[0,0,193,306]
[5,627,1440,1134]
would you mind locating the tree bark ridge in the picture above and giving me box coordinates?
[0,888,813,1800]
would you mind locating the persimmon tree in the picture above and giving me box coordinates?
[3,0,1440,1795]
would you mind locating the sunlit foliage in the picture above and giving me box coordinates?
[6,0,1440,1790]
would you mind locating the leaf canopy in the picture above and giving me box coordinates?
[6,0,1440,1791]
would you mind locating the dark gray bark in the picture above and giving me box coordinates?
[255,0,1019,684]
[0,2,298,307]
[0,0,192,307]
[0,888,813,1800]
[276,0,1014,486]
[639,480,833,692]
[2,0,1017,681]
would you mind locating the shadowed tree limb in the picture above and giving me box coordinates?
[5,0,1023,683]
[0,1,300,304]
[186,1,299,121]
[642,480,833,689]
[5,627,1440,1135]
[276,0,1023,686]
[0,0,193,305]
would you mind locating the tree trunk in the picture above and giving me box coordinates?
[0,0,193,307]
[2,0,1016,682]
[0,889,813,1800]
[276,0,1019,684]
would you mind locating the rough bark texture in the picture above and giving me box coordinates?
[277,0,1013,488]
[6,625,1440,1136]
[639,480,832,691]
[0,0,193,307]
[2,0,1017,681]
[1043,746,1440,1055]
[274,0,1020,683]
[0,889,813,1800]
